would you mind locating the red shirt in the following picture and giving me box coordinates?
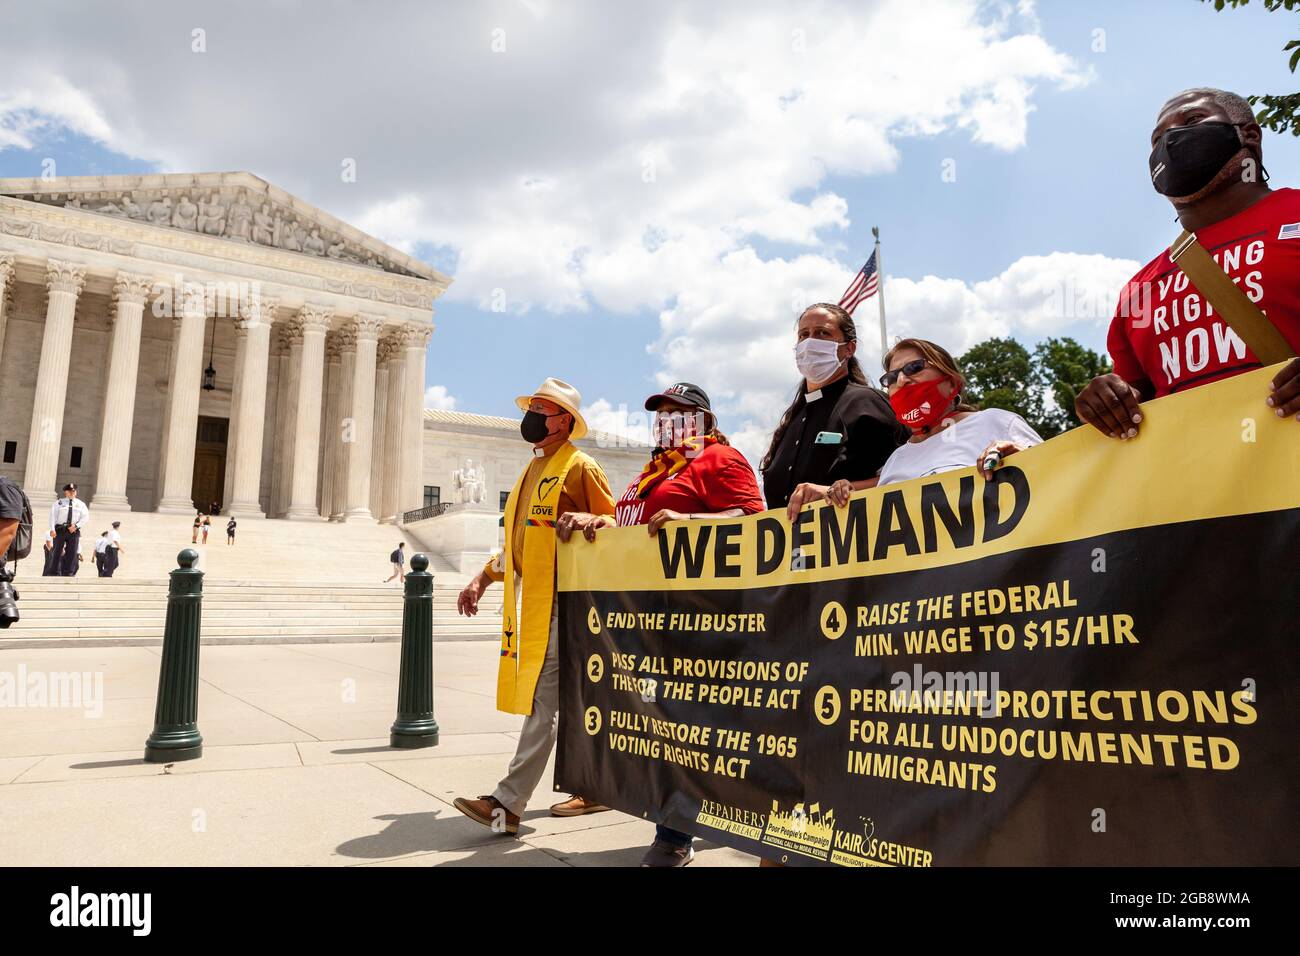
[615,442,765,527]
[1107,187,1300,397]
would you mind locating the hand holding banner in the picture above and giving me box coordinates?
[556,366,1299,866]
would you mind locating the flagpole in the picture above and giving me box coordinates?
[872,225,888,355]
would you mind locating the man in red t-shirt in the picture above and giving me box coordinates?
[556,381,764,866]
[1077,87,1300,436]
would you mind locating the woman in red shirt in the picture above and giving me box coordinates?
[556,382,764,866]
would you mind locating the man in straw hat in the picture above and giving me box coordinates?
[452,378,617,835]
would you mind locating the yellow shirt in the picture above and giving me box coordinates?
[482,443,616,582]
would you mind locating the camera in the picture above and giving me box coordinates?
[0,561,18,628]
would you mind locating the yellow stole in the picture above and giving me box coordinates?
[496,440,581,715]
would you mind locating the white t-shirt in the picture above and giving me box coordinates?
[877,409,1043,486]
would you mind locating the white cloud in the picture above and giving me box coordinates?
[423,385,458,410]
[0,73,114,151]
[0,0,1116,479]
[648,249,1139,473]
[0,0,1087,315]
[580,398,654,452]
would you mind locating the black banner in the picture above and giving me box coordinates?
[555,367,1300,866]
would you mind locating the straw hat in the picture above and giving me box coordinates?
[514,377,588,440]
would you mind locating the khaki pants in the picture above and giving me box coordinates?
[492,604,560,817]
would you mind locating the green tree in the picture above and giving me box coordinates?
[958,335,1110,439]
[958,337,1043,431]
[1032,338,1112,437]
[1207,0,1300,135]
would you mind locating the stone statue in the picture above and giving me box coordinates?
[105,196,146,220]
[252,203,275,245]
[303,228,327,256]
[197,193,226,236]
[453,458,486,505]
[172,194,198,231]
[278,218,304,252]
[146,197,172,225]
[226,196,253,240]
[326,241,347,259]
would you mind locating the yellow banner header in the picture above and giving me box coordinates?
[558,365,1300,592]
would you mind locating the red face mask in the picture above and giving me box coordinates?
[889,377,955,433]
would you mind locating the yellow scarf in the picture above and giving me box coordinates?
[496,440,581,715]
[635,435,718,498]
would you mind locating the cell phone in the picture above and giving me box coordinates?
[814,431,843,445]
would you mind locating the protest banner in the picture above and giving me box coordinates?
[555,365,1299,865]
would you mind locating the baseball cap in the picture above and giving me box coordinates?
[644,382,713,417]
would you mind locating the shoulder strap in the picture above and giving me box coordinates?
[1169,229,1295,364]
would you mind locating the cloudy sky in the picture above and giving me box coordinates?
[2,0,1297,467]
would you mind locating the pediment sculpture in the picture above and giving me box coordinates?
[15,185,408,276]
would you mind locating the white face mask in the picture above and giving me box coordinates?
[795,338,845,384]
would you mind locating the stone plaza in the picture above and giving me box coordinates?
[0,172,670,866]
[0,641,749,866]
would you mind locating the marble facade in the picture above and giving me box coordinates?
[0,171,446,521]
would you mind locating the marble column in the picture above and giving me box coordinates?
[0,254,14,375]
[226,295,278,518]
[379,341,405,524]
[24,259,87,506]
[285,304,332,520]
[369,339,391,519]
[222,319,246,512]
[342,314,384,522]
[319,335,343,519]
[156,282,211,513]
[328,329,355,520]
[398,322,432,519]
[271,323,300,517]
[90,271,154,511]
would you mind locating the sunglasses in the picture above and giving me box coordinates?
[880,358,930,388]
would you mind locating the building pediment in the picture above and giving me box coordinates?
[0,171,445,284]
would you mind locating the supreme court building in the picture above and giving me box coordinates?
[0,172,447,520]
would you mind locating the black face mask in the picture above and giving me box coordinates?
[1149,121,1243,198]
[520,410,555,443]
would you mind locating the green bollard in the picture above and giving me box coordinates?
[390,553,440,749]
[144,549,204,763]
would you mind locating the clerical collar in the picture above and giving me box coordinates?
[805,375,848,403]
[532,446,548,458]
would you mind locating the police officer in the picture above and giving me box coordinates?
[47,483,89,577]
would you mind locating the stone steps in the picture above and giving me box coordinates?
[5,570,505,649]
[13,600,478,616]
[33,509,472,585]
[5,512,506,647]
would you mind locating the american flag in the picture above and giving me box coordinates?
[838,250,879,315]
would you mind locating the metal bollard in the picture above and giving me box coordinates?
[390,553,440,748]
[144,548,204,763]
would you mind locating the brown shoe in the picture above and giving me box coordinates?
[549,794,611,817]
[452,795,519,835]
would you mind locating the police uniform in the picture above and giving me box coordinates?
[47,494,89,577]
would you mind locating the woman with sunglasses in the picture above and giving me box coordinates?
[762,303,909,521]
[832,338,1042,495]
